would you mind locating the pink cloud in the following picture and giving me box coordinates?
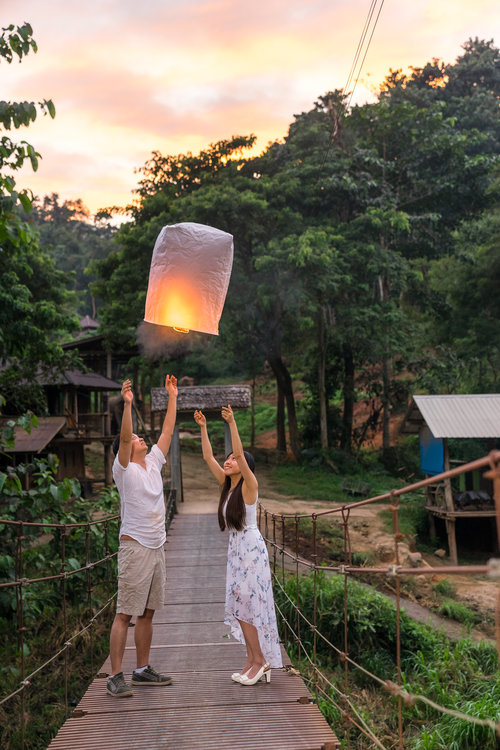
[3,0,498,215]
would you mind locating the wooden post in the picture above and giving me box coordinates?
[104,443,113,486]
[170,424,183,503]
[443,439,458,564]
[224,422,232,457]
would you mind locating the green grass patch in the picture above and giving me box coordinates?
[269,459,409,504]
[433,578,457,599]
[437,600,482,628]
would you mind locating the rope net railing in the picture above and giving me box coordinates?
[259,450,500,749]
[0,487,177,749]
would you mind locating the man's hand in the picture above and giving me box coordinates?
[121,379,133,404]
[221,405,235,424]
[164,374,178,397]
[194,410,206,427]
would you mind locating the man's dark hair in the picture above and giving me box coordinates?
[112,435,120,456]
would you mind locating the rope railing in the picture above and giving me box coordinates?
[0,486,177,749]
[260,450,500,748]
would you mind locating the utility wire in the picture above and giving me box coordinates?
[318,0,385,176]
[345,0,385,109]
[343,0,379,100]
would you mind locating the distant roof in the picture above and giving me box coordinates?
[401,394,500,438]
[39,369,122,390]
[151,384,252,414]
[3,417,66,454]
[80,315,99,330]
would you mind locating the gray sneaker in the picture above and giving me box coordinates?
[131,665,173,686]
[106,672,133,697]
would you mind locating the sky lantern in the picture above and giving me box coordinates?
[144,222,234,335]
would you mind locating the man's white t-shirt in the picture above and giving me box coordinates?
[112,444,166,548]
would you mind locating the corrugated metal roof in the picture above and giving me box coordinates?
[411,394,500,438]
[3,416,66,453]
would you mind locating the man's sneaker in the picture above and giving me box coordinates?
[131,665,173,686]
[106,672,133,697]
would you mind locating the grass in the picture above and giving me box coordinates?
[269,459,414,504]
[436,600,483,627]
[276,571,500,749]
[433,578,457,598]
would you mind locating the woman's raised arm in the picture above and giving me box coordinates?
[193,410,226,484]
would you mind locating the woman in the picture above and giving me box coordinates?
[193,404,282,685]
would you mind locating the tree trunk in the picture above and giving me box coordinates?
[318,308,328,450]
[340,341,355,453]
[276,384,286,453]
[250,376,256,449]
[382,352,391,453]
[268,354,301,460]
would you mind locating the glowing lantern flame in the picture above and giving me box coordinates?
[144,222,234,335]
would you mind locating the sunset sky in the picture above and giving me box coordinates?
[3,0,499,217]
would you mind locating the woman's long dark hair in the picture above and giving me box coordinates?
[218,450,255,531]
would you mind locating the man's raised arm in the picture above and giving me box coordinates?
[157,374,178,457]
[117,379,134,468]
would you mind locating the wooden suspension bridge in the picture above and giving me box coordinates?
[47,505,340,750]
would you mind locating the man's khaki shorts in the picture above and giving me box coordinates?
[116,538,166,616]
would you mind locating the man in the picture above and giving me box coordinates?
[107,374,177,698]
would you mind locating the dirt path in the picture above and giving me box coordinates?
[178,446,497,642]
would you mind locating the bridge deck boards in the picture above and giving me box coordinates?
[48,511,339,749]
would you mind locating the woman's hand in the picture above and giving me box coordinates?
[194,409,206,427]
[221,404,235,424]
[164,374,178,396]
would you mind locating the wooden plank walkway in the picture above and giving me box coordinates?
[48,511,339,749]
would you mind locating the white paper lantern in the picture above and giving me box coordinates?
[144,222,234,335]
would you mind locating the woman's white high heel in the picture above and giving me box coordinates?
[231,668,250,683]
[239,663,271,685]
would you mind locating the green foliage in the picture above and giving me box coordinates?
[28,194,117,316]
[433,578,457,598]
[277,571,499,748]
[0,24,79,407]
[437,600,482,628]
[0,435,120,748]
[0,23,56,239]
[0,450,120,623]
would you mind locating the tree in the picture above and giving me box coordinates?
[0,23,78,412]
[29,193,116,316]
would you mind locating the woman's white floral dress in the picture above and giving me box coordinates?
[224,496,283,668]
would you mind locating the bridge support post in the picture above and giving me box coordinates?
[224,423,232,457]
[170,424,183,503]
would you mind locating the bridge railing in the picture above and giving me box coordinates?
[259,451,500,750]
[0,487,177,749]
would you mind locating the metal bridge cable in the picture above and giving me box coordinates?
[0,594,116,707]
[272,562,500,737]
[274,595,389,749]
[0,551,119,589]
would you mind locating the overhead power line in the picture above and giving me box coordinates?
[318,0,385,175]
[344,0,385,108]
